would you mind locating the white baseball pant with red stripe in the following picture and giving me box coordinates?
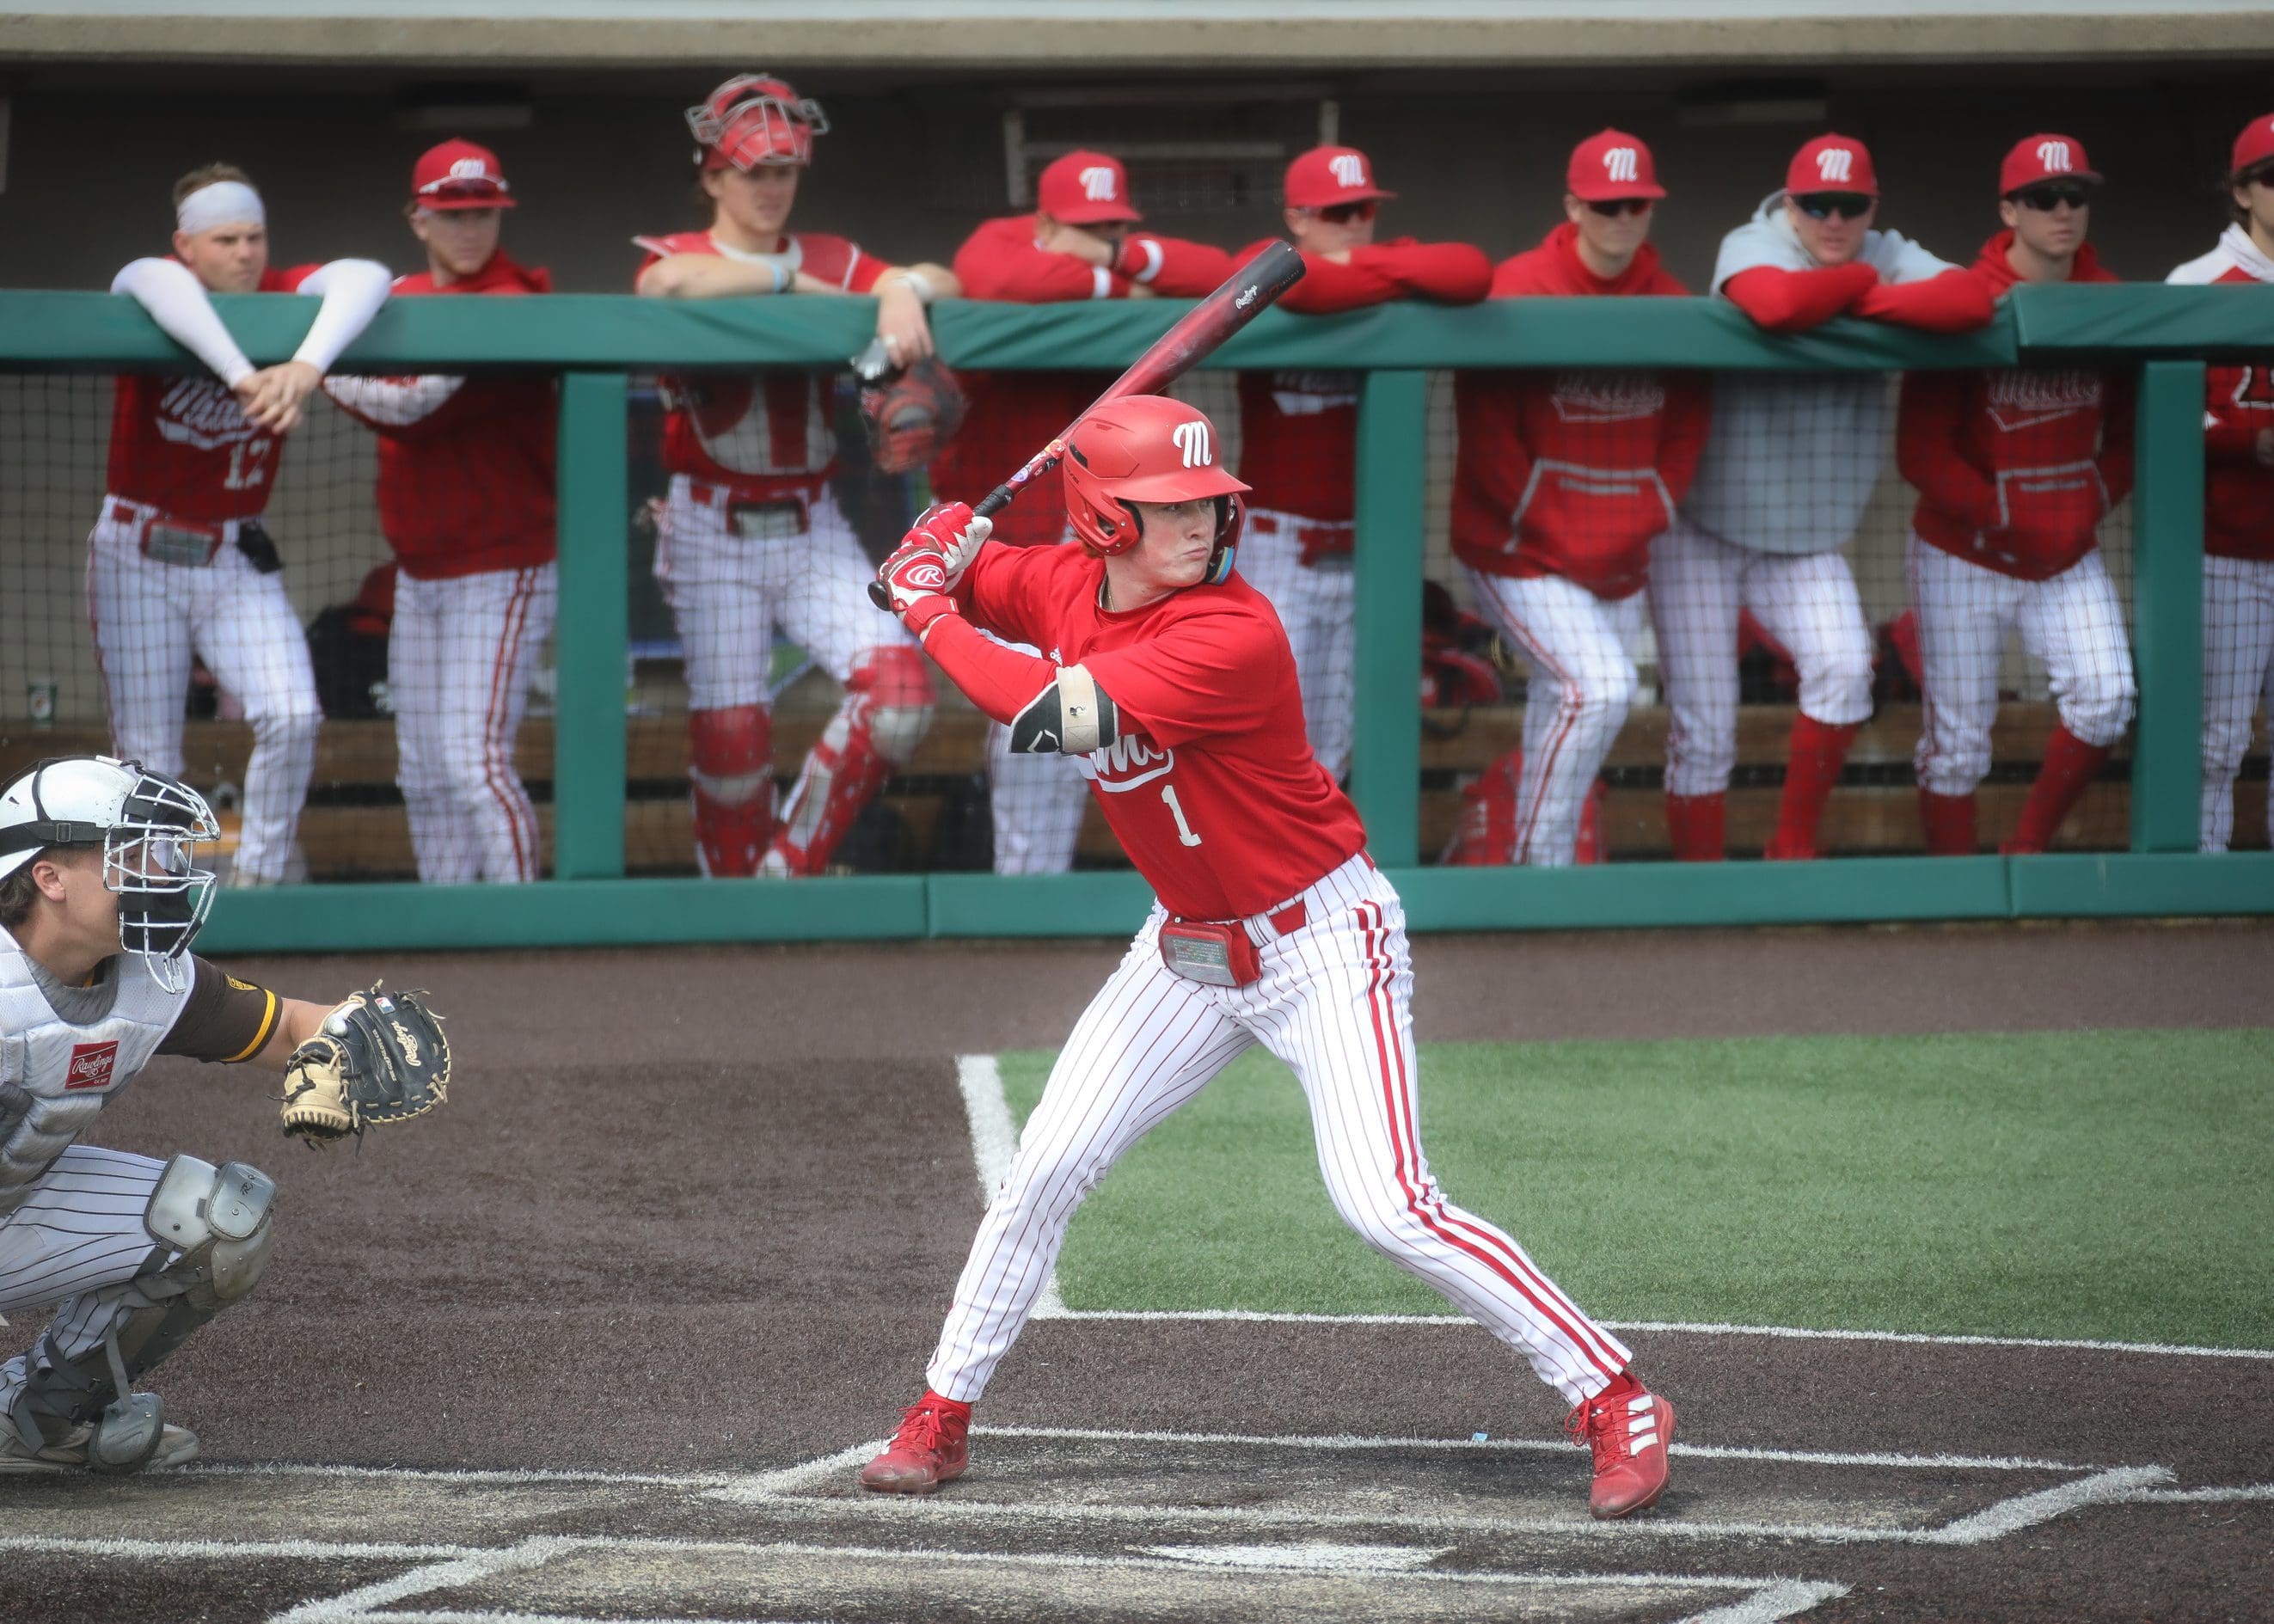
[2200,555,2274,853]
[925,853,1633,1410]
[390,563,557,883]
[1463,569,1646,868]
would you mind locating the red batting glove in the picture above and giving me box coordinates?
[908,500,993,589]
[876,535,958,636]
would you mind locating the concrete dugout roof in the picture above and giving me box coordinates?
[3,0,2271,68]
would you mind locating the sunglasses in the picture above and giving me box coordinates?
[1792,193,1874,221]
[1317,200,1376,224]
[1586,199,1653,218]
[2013,183,2093,211]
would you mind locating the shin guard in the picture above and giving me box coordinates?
[764,649,933,877]
[689,706,774,878]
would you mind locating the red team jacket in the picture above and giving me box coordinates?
[1897,234,2134,581]
[2183,258,2274,561]
[635,229,885,500]
[1233,236,1491,530]
[352,252,556,579]
[1450,226,1709,599]
[929,216,1233,547]
[107,263,317,523]
[947,541,1366,919]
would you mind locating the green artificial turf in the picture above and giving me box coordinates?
[996,1029,2274,1349]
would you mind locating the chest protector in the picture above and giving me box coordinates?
[0,940,191,1214]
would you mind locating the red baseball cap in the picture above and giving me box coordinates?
[1566,129,1664,201]
[2231,113,2274,177]
[1284,144,1396,210]
[1037,150,1141,225]
[1787,134,1879,199]
[411,139,515,210]
[2000,133,2101,196]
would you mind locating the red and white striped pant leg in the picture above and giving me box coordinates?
[1909,534,2025,796]
[0,1147,172,1414]
[1237,861,1632,1408]
[197,545,322,885]
[1745,548,1875,729]
[926,920,1254,1403]
[2197,557,2274,851]
[1649,517,1747,799]
[390,569,478,883]
[2014,548,2136,751]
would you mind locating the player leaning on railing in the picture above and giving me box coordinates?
[98,167,392,887]
[635,73,960,879]
[2167,111,2274,855]
[323,140,558,886]
[854,395,1678,1521]
[0,757,449,1474]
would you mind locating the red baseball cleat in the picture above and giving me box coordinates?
[1566,1372,1676,1518]
[859,1392,971,1495]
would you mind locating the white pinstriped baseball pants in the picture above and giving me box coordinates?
[926,855,1633,1410]
[0,1147,171,1416]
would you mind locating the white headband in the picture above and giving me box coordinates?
[176,181,265,236]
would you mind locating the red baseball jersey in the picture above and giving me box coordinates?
[930,216,1232,548]
[2167,232,2274,562]
[1234,236,1491,526]
[106,263,316,522]
[1451,225,1707,598]
[1897,234,2133,582]
[635,229,883,499]
[356,252,556,578]
[955,541,1366,919]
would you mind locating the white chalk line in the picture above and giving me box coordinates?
[957,1052,1064,1319]
[1679,1581,1854,1624]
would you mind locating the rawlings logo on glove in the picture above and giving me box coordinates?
[876,503,992,635]
[279,983,451,1149]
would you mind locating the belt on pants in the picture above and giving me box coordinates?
[1160,852,1377,988]
[104,497,247,567]
[687,480,810,538]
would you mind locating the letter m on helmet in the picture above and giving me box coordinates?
[1172,420,1212,469]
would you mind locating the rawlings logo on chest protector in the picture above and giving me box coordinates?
[64,1041,120,1091]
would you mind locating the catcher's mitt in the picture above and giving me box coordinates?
[279,984,451,1149]
[855,353,967,475]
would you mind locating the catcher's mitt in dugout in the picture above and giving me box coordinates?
[279,984,451,1148]
[854,339,967,475]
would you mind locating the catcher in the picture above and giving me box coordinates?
[0,754,449,1474]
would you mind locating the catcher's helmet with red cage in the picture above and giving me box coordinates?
[686,73,830,171]
[1062,395,1247,585]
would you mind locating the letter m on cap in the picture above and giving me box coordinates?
[1817,147,1854,184]
[1329,154,1366,187]
[1079,165,1117,200]
[2037,139,2072,172]
[1604,147,1639,183]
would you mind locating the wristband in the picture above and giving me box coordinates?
[772,260,789,295]
[895,268,939,305]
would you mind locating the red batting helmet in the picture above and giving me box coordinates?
[1063,395,1248,582]
[687,73,829,172]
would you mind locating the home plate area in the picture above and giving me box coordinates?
[0,1423,2216,1623]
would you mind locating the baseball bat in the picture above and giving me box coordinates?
[867,239,1306,609]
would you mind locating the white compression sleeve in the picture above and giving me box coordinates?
[321,373,464,426]
[289,259,392,374]
[110,257,256,389]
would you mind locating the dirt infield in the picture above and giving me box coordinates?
[4,918,2271,1622]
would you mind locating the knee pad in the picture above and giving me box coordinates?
[689,705,773,802]
[144,1154,277,1309]
[848,647,935,765]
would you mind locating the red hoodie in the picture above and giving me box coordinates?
[1234,236,1490,529]
[1450,225,1709,598]
[1897,233,2133,582]
[929,214,1233,547]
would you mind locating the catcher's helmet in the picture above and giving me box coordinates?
[1063,395,1248,585]
[0,755,220,992]
[687,73,829,172]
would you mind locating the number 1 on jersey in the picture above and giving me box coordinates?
[1161,784,1203,847]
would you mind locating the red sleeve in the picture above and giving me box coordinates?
[952,536,1070,647]
[839,242,887,295]
[1895,372,2000,524]
[1850,267,1996,333]
[1118,234,1235,296]
[1656,375,1713,505]
[1450,372,1535,548]
[266,264,322,293]
[920,615,1059,724]
[1366,239,1493,304]
[953,222,1131,303]
[1080,609,1282,747]
[2098,371,2136,508]
[2204,371,2261,462]
[1277,249,1409,314]
[1721,263,1879,332]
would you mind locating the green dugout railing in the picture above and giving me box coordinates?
[4,285,2271,950]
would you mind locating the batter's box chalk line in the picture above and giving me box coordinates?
[954,1055,2274,1362]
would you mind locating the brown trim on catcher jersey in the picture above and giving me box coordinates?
[156,956,280,1063]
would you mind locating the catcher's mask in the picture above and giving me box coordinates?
[688,73,829,172]
[0,755,220,992]
[1062,395,1247,586]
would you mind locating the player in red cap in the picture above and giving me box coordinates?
[322,140,556,883]
[1232,144,1490,784]
[1448,130,1706,866]
[634,74,962,878]
[2167,113,2274,852]
[94,165,393,887]
[933,150,1234,874]
[856,395,1678,1521]
[1651,133,1993,862]
[1897,135,2135,855]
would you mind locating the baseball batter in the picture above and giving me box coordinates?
[856,395,1676,1520]
[97,166,392,886]
[1654,135,1993,861]
[325,140,555,884]
[2167,112,2274,854]
[1898,135,2135,855]
[1450,131,1707,866]
[636,74,959,878]
[0,756,428,1471]
[1233,144,1490,782]
[933,150,1233,873]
